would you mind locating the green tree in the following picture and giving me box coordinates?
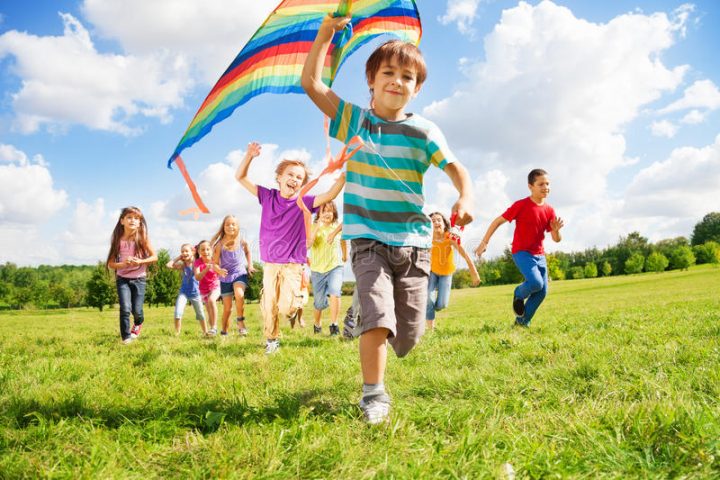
[547,254,565,280]
[669,246,696,271]
[693,241,720,265]
[499,248,523,284]
[600,260,612,276]
[146,249,179,307]
[583,262,598,278]
[245,262,263,302]
[624,252,645,274]
[86,262,117,311]
[645,251,669,273]
[691,212,720,246]
[451,269,473,289]
[569,266,584,279]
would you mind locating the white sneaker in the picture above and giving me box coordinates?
[359,392,391,425]
[121,337,134,345]
[264,339,280,355]
[238,327,248,336]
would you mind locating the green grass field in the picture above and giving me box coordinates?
[1,266,719,479]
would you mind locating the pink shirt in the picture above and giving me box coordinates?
[116,240,147,279]
[502,197,556,255]
[194,258,219,296]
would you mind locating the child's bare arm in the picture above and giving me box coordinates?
[242,240,255,275]
[475,216,508,256]
[313,172,346,207]
[455,243,481,286]
[327,223,343,244]
[340,240,348,263]
[166,255,183,269]
[301,14,350,118]
[235,142,261,197]
[443,162,474,226]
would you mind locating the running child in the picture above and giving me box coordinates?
[235,141,346,354]
[308,201,347,336]
[474,169,564,327]
[166,244,207,336]
[427,212,480,330]
[106,206,157,344]
[211,215,254,337]
[194,240,224,336]
[302,16,474,424]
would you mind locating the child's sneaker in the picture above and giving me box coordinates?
[238,327,248,336]
[359,392,391,425]
[207,327,217,336]
[313,325,322,334]
[513,318,529,328]
[130,324,142,339]
[512,297,525,317]
[121,337,134,345]
[329,324,340,336]
[220,330,228,337]
[265,339,280,355]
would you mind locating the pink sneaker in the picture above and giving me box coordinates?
[130,324,143,339]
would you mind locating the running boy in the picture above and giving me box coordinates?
[302,15,474,424]
[475,169,564,327]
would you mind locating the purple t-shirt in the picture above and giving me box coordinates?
[258,185,317,263]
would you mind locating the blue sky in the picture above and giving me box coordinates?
[1,0,719,266]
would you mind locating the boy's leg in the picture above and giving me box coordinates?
[277,263,304,320]
[512,252,545,325]
[260,263,281,340]
[522,255,548,324]
[327,266,344,334]
[310,270,329,330]
[389,247,430,357]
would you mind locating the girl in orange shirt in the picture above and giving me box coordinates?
[427,212,480,330]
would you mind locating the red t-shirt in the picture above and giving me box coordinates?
[502,197,556,255]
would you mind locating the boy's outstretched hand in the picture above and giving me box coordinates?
[246,141,261,159]
[451,197,473,227]
[474,242,487,258]
[320,14,351,36]
[550,217,564,232]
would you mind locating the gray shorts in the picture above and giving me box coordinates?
[351,238,430,357]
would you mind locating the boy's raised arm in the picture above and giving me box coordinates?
[301,14,351,118]
[235,142,261,197]
[313,172,346,207]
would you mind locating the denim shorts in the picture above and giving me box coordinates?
[220,274,248,297]
[310,266,344,310]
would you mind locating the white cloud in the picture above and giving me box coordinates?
[59,198,115,264]
[439,0,482,36]
[0,225,60,266]
[680,109,706,124]
[0,13,191,135]
[424,1,687,211]
[658,79,720,114]
[81,0,278,84]
[623,134,720,219]
[650,119,678,138]
[0,144,68,223]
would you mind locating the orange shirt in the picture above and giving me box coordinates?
[430,237,455,275]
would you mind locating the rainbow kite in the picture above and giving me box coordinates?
[168,0,422,214]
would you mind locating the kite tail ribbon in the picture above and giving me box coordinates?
[174,155,210,215]
[297,117,364,243]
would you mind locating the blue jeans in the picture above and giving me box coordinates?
[512,252,548,326]
[426,272,452,320]
[117,276,147,339]
[310,266,344,311]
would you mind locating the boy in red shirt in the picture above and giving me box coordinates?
[475,169,564,326]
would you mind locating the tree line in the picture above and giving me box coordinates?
[1,213,718,310]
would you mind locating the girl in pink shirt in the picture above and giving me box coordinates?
[194,240,225,336]
[107,206,157,344]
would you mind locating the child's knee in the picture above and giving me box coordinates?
[528,277,545,292]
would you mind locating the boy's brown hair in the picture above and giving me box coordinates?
[275,159,311,186]
[365,40,427,86]
[528,169,548,185]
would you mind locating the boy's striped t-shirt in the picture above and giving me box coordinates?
[329,100,457,248]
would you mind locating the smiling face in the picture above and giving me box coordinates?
[368,58,421,120]
[223,216,238,238]
[198,242,213,261]
[319,203,336,224]
[180,244,194,262]
[529,174,551,202]
[431,214,446,233]
[277,164,307,198]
